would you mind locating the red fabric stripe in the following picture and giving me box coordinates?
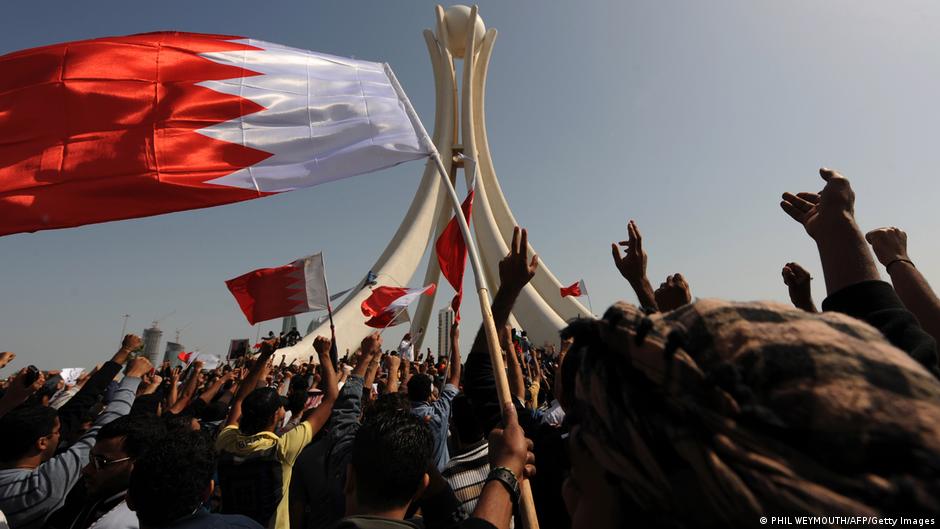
[0,32,273,236]
[225,263,307,325]
[435,188,474,320]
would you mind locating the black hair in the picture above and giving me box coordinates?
[199,400,229,423]
[351,410,434,510]
[407,374,432,402]
[362,391,410,420]
[129,431,215,527]
[239,387,282,435]
[162,412,198,434]
[97,414,167,458]
[0,405,58,461]
[450,394,483,444]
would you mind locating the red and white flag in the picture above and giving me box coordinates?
[0,32,428,236]
[560,279,587,298]
[226,253,330,325]
[361,284,436,328]
[435,174,475,320]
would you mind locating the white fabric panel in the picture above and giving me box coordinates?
[301,252,329,311]
[195,39,429,193]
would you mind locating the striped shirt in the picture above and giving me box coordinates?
[440,440,489,516]
[0,376,140,529]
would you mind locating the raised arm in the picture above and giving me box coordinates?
[867,227,940,345]
[301,336,338,433]
[467,226,538,432]
[782,169,939,375]
[167,360,203,414]
[782,262,818,313]
[447,321,461,387]
[502,326,526,402]
[197,369,233,405]
[0,368,46,418]
[385,354,402,394]
[612,220,658,311]
[225,340,277,427]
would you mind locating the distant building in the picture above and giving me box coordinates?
[437,307,454,359]
[164,341,184,369]
[142,325,163,366]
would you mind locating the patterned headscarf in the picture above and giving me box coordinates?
[563,299,940,526]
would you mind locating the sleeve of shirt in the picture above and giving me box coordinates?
[326,375,364,485]
[26,376,140,528]
[822,279,940,378]
[278,421,313,465]
[432,383,459,419]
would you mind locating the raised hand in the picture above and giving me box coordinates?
[498,227,539,293]
[654,273,691,311]
[313,335,332,356]
[865,227,910,268]
[781,168,856,240]
[126,356,153,378]
[0,351,15,370]
[361,332,383,357]
[782,262,817,313]
[612,220,648,284]
[488,403,536,480]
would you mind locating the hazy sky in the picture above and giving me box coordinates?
[3,1,940,370]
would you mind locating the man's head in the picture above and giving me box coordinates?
[128,431,215,528]
[83,415,167,498]
[0,405,60,465]
[346,410,434,514]
[407,374,432,403]
[239,387,284,435]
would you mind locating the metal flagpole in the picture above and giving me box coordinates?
[386,63,540,529]
[320,254,339,367]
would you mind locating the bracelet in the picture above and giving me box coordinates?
[486,466,520,503]
[886,258,914,272]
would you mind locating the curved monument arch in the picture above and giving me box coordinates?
[280,5,590,361]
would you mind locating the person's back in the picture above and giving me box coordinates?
[215,388,310,529]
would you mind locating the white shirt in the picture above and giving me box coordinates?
[89,501,137,529]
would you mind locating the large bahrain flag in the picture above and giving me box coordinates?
[0,32,428,236]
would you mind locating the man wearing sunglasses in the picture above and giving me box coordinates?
[59,415,167,529]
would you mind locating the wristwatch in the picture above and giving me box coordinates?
[486,466,520,503]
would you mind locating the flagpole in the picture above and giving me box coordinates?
[385,63,539,529]
[321,254,339,368]
[584,293,594,317]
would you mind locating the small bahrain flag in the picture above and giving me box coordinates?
[560,279,587,298]
[361,284,436,328]
[0,32,428,236]
[226,253,330,325]
[435,176,475,321]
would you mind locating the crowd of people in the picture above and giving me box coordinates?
[2,168,940,528]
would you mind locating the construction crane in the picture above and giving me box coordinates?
[151,310,176,329]
[175,321,193,343]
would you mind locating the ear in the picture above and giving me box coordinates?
[412,472,430,502]
[201,480,215,503]
[36,436,49,453]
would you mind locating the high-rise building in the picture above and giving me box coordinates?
[142,325,163,366]
[164,341,184,369]
[437,307,454,359]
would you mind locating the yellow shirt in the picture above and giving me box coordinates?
[215,422,312,529]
